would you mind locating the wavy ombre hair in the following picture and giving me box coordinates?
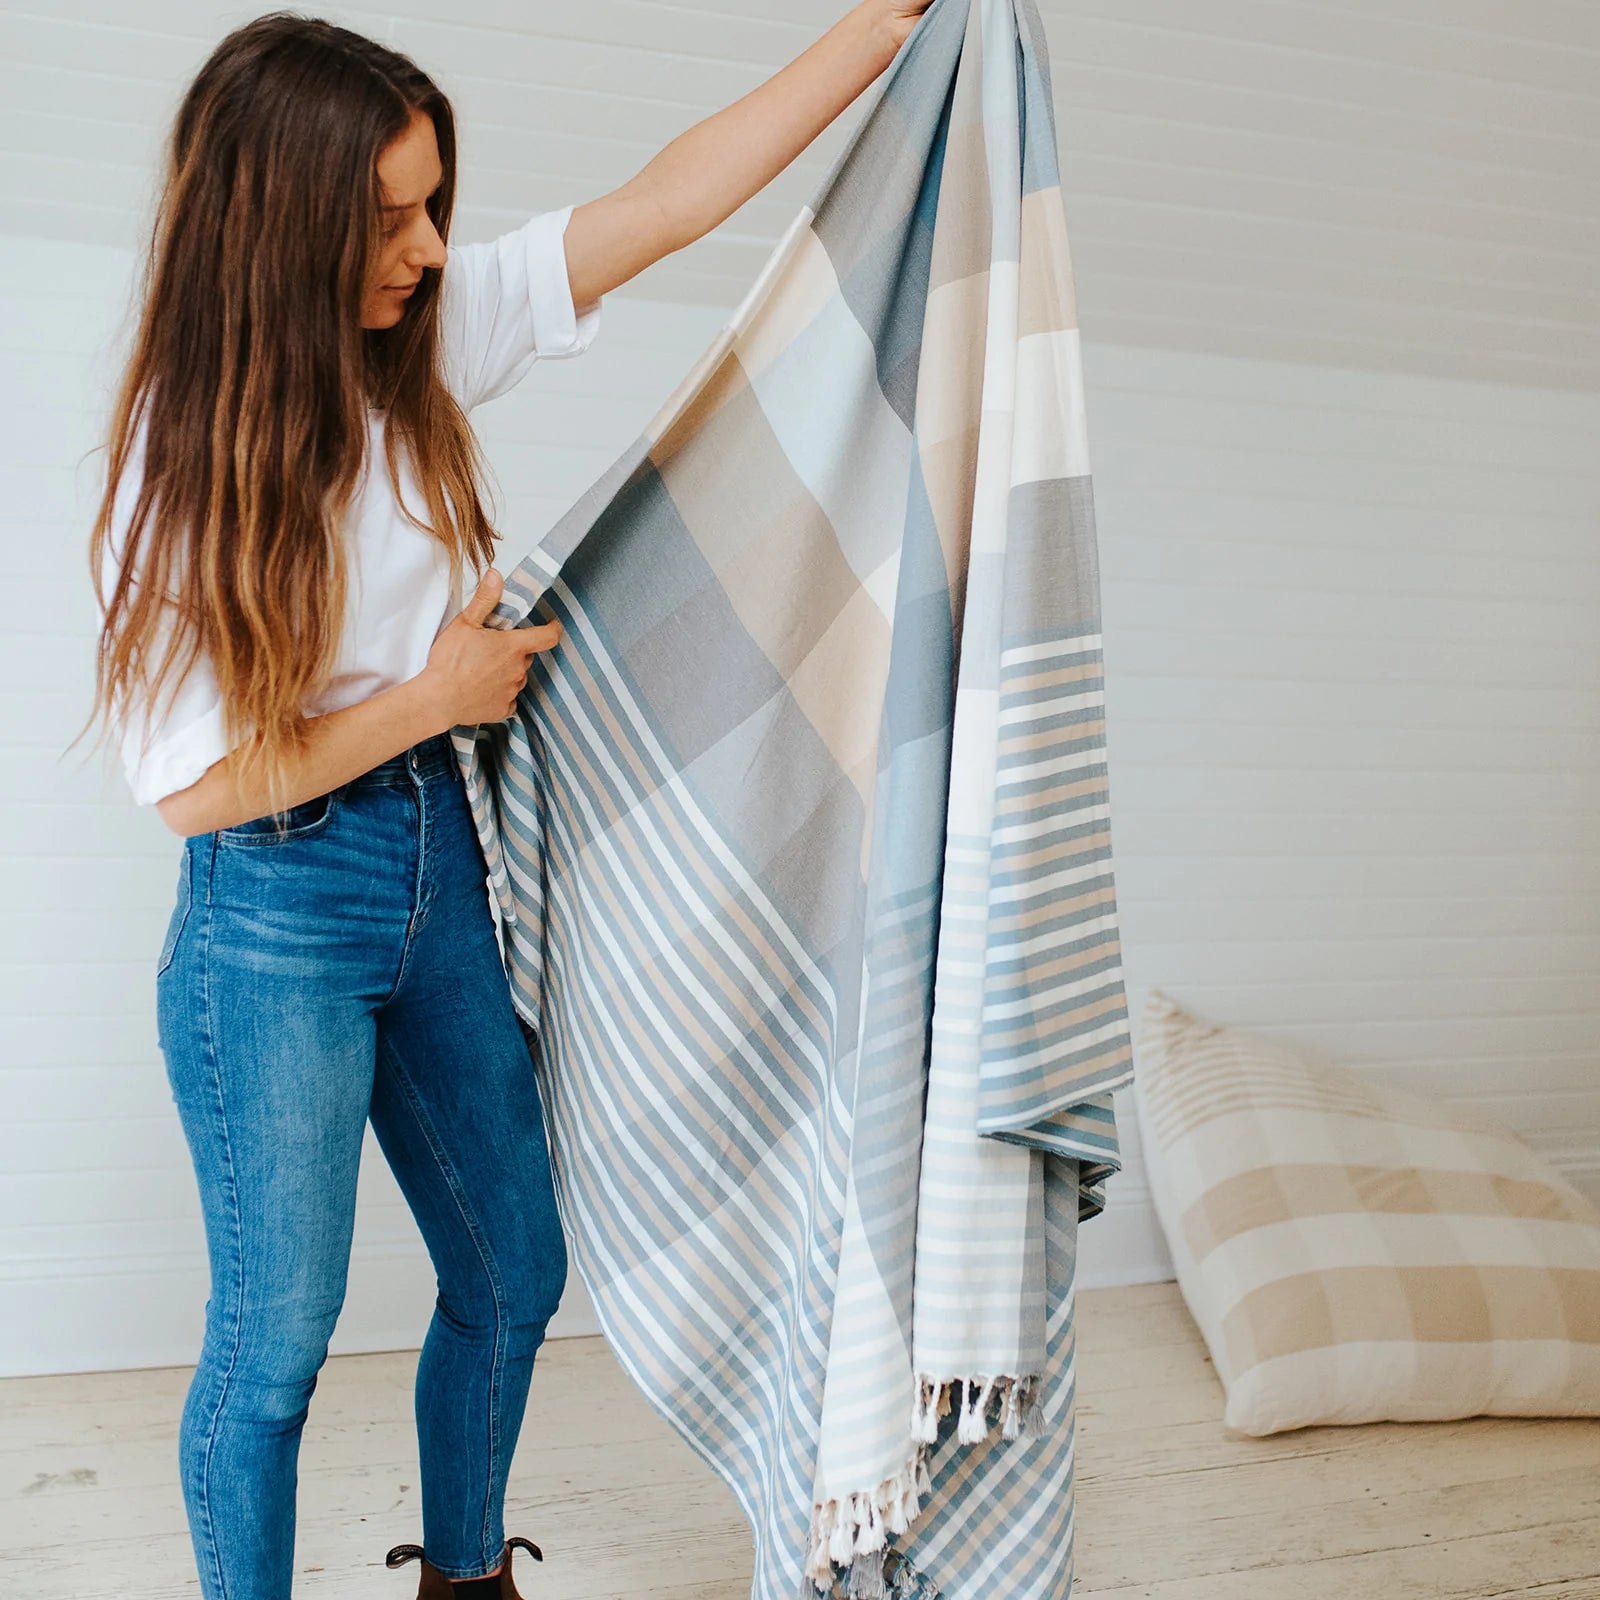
[81,12,499,816]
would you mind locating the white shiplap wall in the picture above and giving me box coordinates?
[2,0,1598,389]
[1082,343,1600,1284]
[2,0,1598,1375]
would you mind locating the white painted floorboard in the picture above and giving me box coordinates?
[6,1282,1599,1598]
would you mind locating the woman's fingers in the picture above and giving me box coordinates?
[486,618,563,721]
[513,618,564,655]
[460,565,504,626]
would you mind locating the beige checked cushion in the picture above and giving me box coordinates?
[1133,988,1600,1437]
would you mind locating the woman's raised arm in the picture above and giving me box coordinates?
[561,0,935,308]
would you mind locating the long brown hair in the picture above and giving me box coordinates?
[80,11,499,815]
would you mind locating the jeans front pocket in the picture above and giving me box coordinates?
[216,788,341,846]
[157,844,193,977]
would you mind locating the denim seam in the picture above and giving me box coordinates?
[157,848,193,978]
[194,884,245,1600]
[376,1030,509,1580]
[384,781,435,1005]
[213,789,339,846]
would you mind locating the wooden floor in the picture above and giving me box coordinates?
[6,1280,1599,1598]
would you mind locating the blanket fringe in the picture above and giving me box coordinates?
[806,1457,926,1590]
[908,1371,1043,1450]
[807,1371,1047,1592]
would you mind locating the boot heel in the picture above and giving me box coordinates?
[385,1536,543,1599]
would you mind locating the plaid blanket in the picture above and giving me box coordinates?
[447,0,1135,1594]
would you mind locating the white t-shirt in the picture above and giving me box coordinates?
[102,203,601,806]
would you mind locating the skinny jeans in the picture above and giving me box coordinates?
[154,730,567,1600]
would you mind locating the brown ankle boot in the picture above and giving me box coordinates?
[385,1535,543,1599]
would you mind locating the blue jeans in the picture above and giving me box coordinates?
[155,730,568,1600]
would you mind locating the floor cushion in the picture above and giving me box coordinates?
[1133,988,1600,1436]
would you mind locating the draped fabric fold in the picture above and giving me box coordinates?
[449,1,1134,1594]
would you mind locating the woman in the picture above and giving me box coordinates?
[83,5,934,1599]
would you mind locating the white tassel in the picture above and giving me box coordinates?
[910,1376,938,1443]
[807,1498,837,1583]
[975,1376,998,1443]
[855,1491,886,1556]
[955,1374,998,1445]
[807,1530,833,1582]
[829,1496,857,1566]
[897,1458,923,1531]
[883,1463,919,1539]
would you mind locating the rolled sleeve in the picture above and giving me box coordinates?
[97,485,231,807]
[520,204,603,359]
[111,615,237,807]
[437,203,603,411]
[120,695,233,807]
